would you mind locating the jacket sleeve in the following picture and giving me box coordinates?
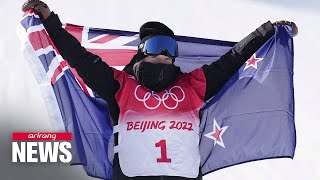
[202,21,275,101]
[42,12,120,103]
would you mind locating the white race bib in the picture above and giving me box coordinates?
[116,114,200,178]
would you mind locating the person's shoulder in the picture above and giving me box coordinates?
[178,68,205,81]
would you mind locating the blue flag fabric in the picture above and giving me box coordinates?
[17,10,295,179]
[199,26,296,175]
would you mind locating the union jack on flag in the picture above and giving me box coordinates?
[17,9,296,180]
[61,24,141,97]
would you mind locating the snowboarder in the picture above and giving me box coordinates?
[22,1,298,180]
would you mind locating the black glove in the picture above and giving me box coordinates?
[21,0,51,20]
[273,20,298,37]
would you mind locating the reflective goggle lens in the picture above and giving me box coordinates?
[141,36,178,57]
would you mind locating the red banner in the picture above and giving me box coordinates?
[12,132,72,141]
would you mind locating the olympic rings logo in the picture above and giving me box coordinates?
[134,85,185,110]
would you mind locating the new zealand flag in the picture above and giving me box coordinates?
[17,9,295,179]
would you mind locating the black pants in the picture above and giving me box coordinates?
[112,154,202,180]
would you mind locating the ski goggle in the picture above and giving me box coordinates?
[140,35,178,58]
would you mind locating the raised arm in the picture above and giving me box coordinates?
[22,0,120,104]
[202,21,275,101]
[43,13,120,100]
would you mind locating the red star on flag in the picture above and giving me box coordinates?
[204,119,228,148]
[243,53,263,70]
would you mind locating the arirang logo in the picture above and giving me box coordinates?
[134,85,185,110]
[12,132,72,163]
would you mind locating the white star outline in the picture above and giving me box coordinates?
[204,118,228,148]
[243,53,263,71]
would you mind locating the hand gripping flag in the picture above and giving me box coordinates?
[17,9,296,179]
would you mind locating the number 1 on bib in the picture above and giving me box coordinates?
[155,139,171,163]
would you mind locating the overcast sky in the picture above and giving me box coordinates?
[0,0,319,179]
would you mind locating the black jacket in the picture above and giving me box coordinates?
[43,12,275,180]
